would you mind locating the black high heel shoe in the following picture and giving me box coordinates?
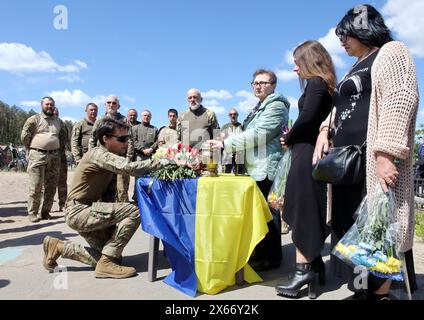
[275,263,319,299]
[311,255,326,285]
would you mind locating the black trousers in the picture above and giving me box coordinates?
[250,178,282,263]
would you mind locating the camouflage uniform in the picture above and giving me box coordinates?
[62,146,153,263]
[21,113,67,218]
[157,125,179,148]
[178,105,220,149]
[56,119,70,209]
[71,118,95,162]
[88,113,130,202]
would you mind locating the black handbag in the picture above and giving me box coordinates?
[312,108,366,185]
[312,142,366,185]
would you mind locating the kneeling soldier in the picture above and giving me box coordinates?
[42,118,155,279]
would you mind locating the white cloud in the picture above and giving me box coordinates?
[24,90,106,108]
[276,69,298,82]
[234,90,259,114]
[91,95,107,107]
[20,100,39,108]
[318,28,347,69]
[284,49,295,65]
[202,89,233,100]
[48,90,91,107]
[62,116,78,123]
[123,95,136,103]
[203,99,226,114]
[58,74,82,83]
[0,43,87,74]
[287,96,299,109]
[382,0,424,57]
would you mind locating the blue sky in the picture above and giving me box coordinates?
[0,0,423,129]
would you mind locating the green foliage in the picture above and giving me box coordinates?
[414,124,424,164]
[151,164,198,181]
[416,210,424,241]
[0,100,37,145]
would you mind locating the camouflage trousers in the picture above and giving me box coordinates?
[27,149,60,217]
[63,201,141,264]
[57,152,68,208]
[116,173,130,202]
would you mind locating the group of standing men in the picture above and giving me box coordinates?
[21,89,245,223]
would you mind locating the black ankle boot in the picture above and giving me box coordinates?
[311,255,326,285]
[275,263,319,299]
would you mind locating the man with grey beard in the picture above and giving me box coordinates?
[178,88,220,150]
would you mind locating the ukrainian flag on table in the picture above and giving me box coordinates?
[136,175,272,297]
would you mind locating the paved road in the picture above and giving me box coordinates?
[0,172,423,300]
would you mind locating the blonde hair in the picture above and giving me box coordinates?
[293,40,337,93]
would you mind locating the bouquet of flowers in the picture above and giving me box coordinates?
[151,143,203,181]
[267,149,292,210]
[332,184,404,281]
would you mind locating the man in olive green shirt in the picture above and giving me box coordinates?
[178,88,220,150]
[21,96,68,223]
[158,108,179,148]
[71,102,98,165]
[42,118,156,279]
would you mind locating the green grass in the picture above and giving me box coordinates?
[416,210,424,241]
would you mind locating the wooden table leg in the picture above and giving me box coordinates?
[148,235,160,282]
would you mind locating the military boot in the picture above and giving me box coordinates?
[95,255,136,279]
[40,212,52,220]
[28,214,40,223]
[43,236,64,273]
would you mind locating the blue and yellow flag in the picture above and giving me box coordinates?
[137,175,272,297]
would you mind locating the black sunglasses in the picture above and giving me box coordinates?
[110,135,130,143]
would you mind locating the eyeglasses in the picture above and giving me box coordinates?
[109,135,130,143]
[251,81,273,87]
[338,34,347,42]
[229,113,238,116]
[106,101,118,105]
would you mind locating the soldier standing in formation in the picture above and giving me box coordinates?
[157,108,179,148]
[53,107,70,212]
[220,108,245,174]
[178,88,220,150]
[21,97,67,223]
[127,108,141,127]
[71,103,98,165]
[89,96,129,202]
[42,118,157,279]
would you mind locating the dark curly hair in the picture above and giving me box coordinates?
[97,118,129,146]
[335,4,393,48]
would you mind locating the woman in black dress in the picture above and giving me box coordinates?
[275,40,336,299]
[313,5,418,300]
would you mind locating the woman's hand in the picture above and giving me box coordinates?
[375,151,399,192]
[312,130,330,165]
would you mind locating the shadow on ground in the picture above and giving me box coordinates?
[0,231,78,249]
[124,250,170,274]
[0,279,10,289]
[0,220,65,235]
[0,206,27,218]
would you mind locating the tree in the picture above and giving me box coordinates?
[0,100,37,145]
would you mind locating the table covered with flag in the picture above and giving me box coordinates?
[136,174,273,297]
